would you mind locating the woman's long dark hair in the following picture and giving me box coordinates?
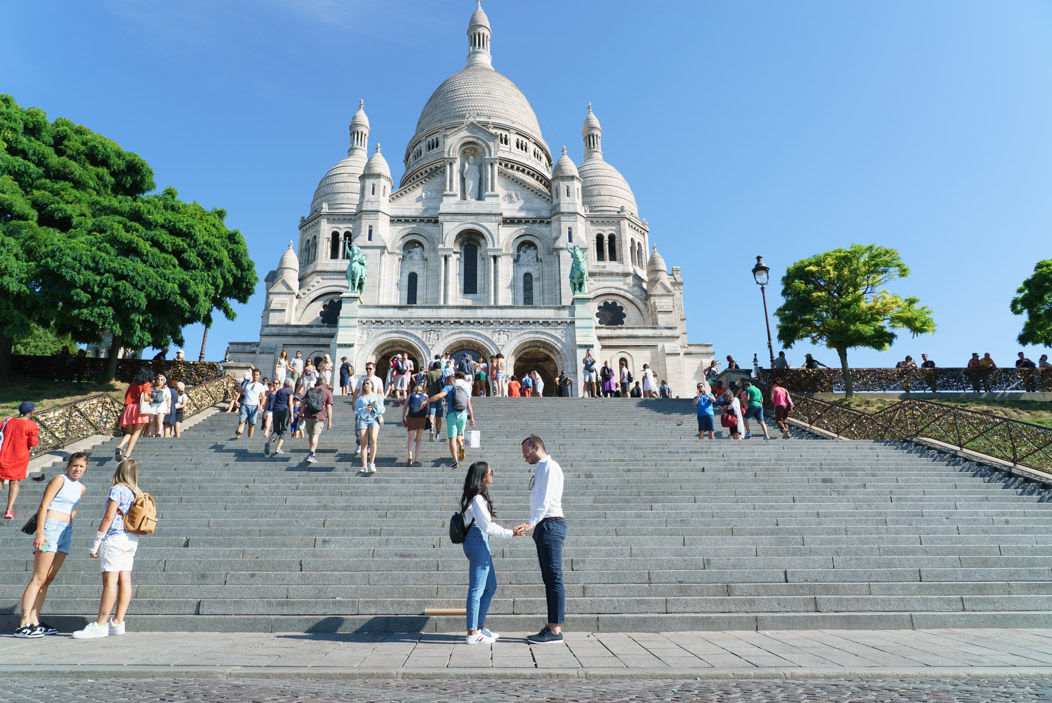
[460,461,495,517]
[132,368,154,385]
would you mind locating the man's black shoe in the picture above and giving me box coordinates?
[526,627,563,645]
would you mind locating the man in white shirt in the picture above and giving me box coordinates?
[514,435,566,645]
[236,368,267,439]
[352,362,386,455]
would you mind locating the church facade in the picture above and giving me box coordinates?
[227,4,712,394]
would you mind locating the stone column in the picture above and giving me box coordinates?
[332,291,361,372]
[572,294,600,397]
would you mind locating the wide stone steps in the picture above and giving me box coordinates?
[3,396,1051,632]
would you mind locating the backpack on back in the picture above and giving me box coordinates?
[122,490,158,535]
[451,385,469,412]
[449,510,468,544]
[395,359,408,374]
[408,393,429,417]
[305,386,326,414]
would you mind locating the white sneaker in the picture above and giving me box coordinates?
[72,621,109,639]
[108,619,125,636]
[358,466,368,473]
[465,631,495,645]
[306,453,317,464]
[481,627,500,641]
[368,463,376,473]
[354,447,361,456]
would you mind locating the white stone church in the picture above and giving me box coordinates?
[228,3,712,394]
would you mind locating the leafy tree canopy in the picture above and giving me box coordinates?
[1010,260,1052,348]
[0,94,256,378]
[12,324,77,356]
[775,244,935,396]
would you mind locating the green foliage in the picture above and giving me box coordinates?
[1010,260,1052,347]
[0,94,256,375]
[12,324,77,356]
[775,244,935,395]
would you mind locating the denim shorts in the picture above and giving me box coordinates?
[744,405,764,422]
[239,403,259,424]
[697,414,715,432]
[428,400,445,417]
[40,518,73,554]
[356,417,380,431]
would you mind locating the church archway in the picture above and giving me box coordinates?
[372,339,426,393]
[510,340,560,397]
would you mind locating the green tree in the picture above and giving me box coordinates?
[775,244,935,397]
[12,324,77,356]
[1010,260,1052,347]
[0,94,256,380]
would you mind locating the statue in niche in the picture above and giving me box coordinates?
[345,240,368,295]
[516,244,538,265]
[461,152,481,201]
[403,244,424,265]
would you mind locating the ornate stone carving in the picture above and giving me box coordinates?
[502,189,521,204]
[423,329,442,346]
[493,329,511,347]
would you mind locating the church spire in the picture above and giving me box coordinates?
[348,99,370,155]
[582,102,603,160]
[466,0,493,69]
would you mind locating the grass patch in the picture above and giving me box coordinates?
[824,396,1052,429]
[0,379,125,416]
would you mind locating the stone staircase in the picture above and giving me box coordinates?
[3,397,1052,633]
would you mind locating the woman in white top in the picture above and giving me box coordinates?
[459,461,514,645]
[318,354,333,387]
[354,378,385,474]
[641,363,656,398]
[274,351,289,385]
[300,360,318,392]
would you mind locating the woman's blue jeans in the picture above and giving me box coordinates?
[463,525,497,631]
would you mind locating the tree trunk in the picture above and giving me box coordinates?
[103,336,121,382]
[198,323,209,362]
[837,347,853,398]
[0,329,11,383]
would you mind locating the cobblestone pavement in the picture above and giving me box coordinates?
[7,677,1052,702]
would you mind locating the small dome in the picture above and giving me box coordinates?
[582,103,601,135]
[310,149,368,213]
[552,146,579,180]
[350,99,370,130]
[364,144,391,179]
[278,241,299,271]
[647,244,669,282]
[579,158,638,215]
[469,2,490,30]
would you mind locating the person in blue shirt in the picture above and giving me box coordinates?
[692,382,716,440]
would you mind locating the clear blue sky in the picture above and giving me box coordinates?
[5,0,1052,371]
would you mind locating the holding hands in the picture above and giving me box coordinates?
[512,522,531,537]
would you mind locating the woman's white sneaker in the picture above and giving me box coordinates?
[480,627,499,641]
[72,621,109,639]
[465,631,495,645]
[108,619,125,636]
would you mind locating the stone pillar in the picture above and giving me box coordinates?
[332,291,361,371]
[572,294,600,397]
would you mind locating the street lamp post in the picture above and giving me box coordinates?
[752,255,776,369]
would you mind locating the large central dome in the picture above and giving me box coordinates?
[414,65,545,147]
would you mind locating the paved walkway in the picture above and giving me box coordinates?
[4,629,1052,679]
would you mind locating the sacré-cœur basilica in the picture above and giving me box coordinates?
[227,3,713,394]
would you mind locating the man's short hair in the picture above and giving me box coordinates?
[252,368,261,374]
[522,435,546,452]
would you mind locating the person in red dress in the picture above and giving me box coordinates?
[1,402,41,519]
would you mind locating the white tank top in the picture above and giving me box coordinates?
[47,474,83,516]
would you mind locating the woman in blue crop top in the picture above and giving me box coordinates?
[15,452,88,638]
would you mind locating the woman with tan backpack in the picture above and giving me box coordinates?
[73,459,152,639]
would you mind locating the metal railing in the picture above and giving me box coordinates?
[758,367,1052,394]
[30,375,235,457]
[789,394,1052,474]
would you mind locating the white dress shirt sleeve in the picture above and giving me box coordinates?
[467,495,513,538]
[528,458,564,527]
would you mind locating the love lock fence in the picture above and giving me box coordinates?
[788,395,1052,474]
[30,375,235,457]
[759,367,1052,394]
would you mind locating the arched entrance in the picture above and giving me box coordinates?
[510,340,561,397]
[372,339,426,394]
[443,339,496,396]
